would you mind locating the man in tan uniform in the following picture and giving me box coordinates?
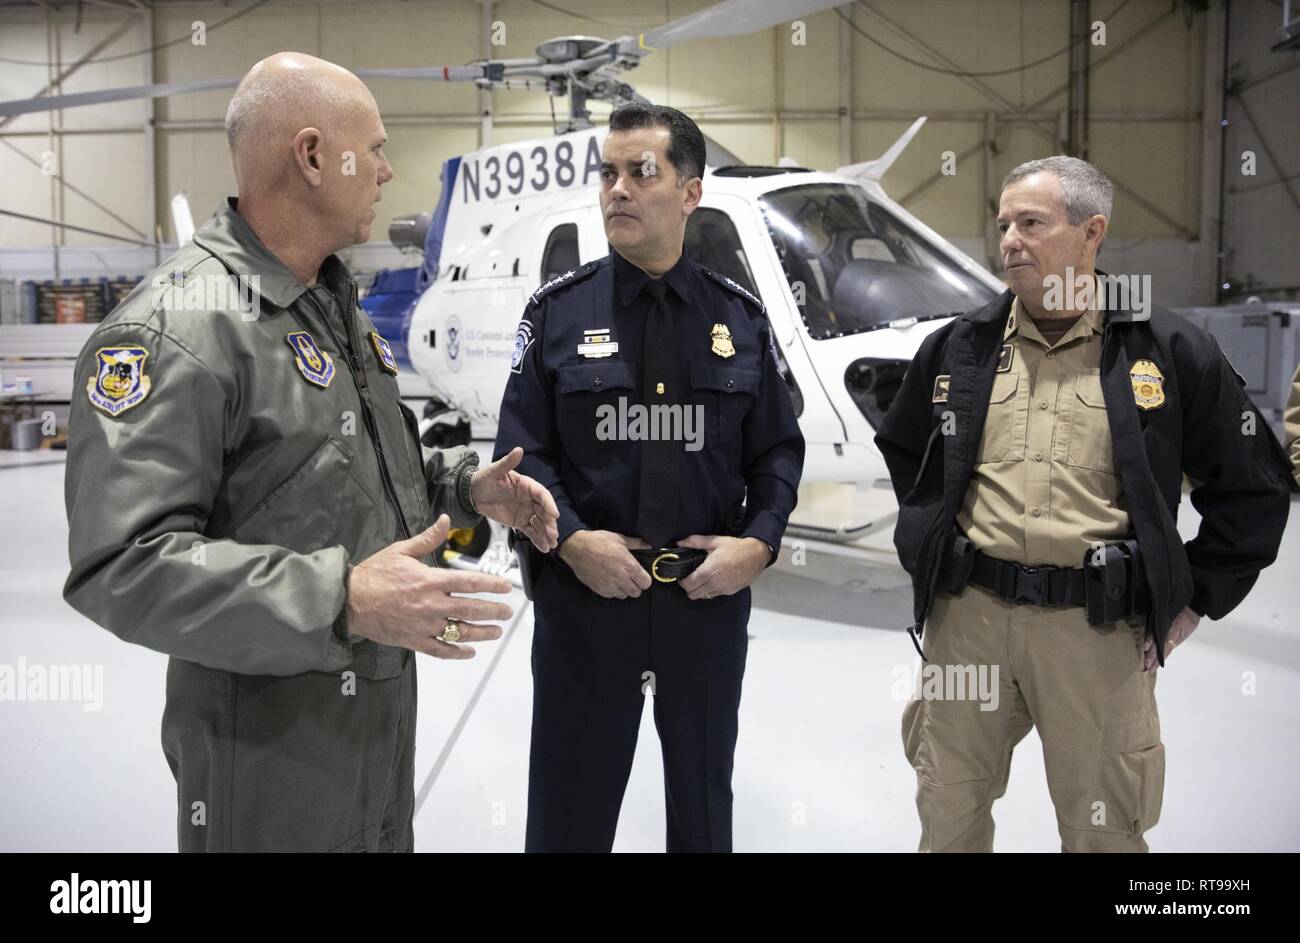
[1286,363,1300,487]
[876,156,1293,852]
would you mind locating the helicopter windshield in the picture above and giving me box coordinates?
[759,183,998,339]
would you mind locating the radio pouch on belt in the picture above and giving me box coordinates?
[1083,542,1130,625]
[939,530,976,596]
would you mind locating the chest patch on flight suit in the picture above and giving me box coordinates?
[1129,359,1165,410]
[932,374,951,403]
[286,331,335,389]
[369,331,399,376]
[711,323,736,358]
[997,344,1014,373]
[87,345,152,416]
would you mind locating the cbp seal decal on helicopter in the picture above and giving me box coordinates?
[86,345,152,416]
[445,314,463,373]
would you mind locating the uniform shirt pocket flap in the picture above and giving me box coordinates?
[557,360,636,394]
[690,361,760,395]
[1076,373,1107,407]
[989,371,1019,403]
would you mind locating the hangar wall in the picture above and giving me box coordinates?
[0,0,1294,306]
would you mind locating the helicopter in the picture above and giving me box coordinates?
[0,0,1005,567]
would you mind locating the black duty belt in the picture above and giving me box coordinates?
[630,547,707,584]
[968,551,1089,607]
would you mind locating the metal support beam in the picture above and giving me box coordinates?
[477,0,494,148]
[839,3,852,166]
[1199,1,1226,303]
[1066,0,1091,158]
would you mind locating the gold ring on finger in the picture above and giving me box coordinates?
[439,618,462,643]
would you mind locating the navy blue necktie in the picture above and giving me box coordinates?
[637,279,680,548]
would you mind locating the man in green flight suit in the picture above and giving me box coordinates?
[62,52,560,852]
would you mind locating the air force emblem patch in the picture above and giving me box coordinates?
[1129,358,1165,410]
[286,331,335,389]
[369,331,399,376]
[87,345,151,416]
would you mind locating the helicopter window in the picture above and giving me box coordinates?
[683,208,759,297]
[760,184,997,339]
[540,223,580,284]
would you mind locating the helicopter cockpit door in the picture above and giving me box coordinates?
[686,195,849,460]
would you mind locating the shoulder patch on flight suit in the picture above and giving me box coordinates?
[932,374,951,404]
[511,319,535,374]
[286,331,335,389]
[86,345,152,416]
[369,331,399,376]
[700,268,765,314]
[997,344,1014,373]
[529,259,600,305]
[1129,358,1165,410]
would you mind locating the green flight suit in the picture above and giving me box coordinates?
[63,198,482,851]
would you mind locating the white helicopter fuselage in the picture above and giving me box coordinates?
[406,125,1004,484]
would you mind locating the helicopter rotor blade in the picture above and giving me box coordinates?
[638,0,845,50]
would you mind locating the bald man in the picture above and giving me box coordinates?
[63,52,559,852]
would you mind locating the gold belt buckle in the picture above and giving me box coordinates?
[651,551,680,583]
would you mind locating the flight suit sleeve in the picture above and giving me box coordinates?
[1285,362,1300,488]
[419,443,482,530]
[1181,337,1293,620]
[63,323,354,677]
[739,323,806,563]
[492,299,588,546]
[874,326,947,504]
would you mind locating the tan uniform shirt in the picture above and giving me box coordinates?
[957,297,1133,568]
[1285,362,1300,487]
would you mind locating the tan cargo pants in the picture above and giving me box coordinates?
[902,583,1164,852]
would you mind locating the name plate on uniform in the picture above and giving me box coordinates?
[578,342,618,359]
[579,328,616,359]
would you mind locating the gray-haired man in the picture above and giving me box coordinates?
[875,156,1293,852]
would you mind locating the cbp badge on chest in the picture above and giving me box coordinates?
[1129,358,1165,410]
[710,323,735,358]
[286,331,335,389]
[87,345,152,416]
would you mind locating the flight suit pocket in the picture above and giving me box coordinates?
[975,371,1026,464]
[689,361,760,452]
[1063,374,1117,474]
[556,360,637,450]
[226,437,355,553]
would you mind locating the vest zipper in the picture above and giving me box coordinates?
[308,282,413,540]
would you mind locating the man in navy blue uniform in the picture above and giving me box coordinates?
[494,104,804,852]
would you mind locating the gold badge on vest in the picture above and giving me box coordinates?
[1130,359,1165,410]
[932,374,951,404]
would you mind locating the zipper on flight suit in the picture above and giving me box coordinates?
[307,282,413,540]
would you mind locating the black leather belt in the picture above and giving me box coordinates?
[630,547,707,584]
[968,550,1090,608]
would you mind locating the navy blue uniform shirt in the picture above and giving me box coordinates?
[494,248,805,557]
